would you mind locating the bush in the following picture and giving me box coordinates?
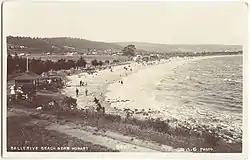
[204,132,220,147]
[98,61,103,66]
[153,119,169,133]
[76,56,87,67]
[60,96,77,110]
[91,59,98,67]
[103,114,121,123]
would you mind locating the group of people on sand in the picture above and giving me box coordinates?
[75,88,105,114]
[10,85,24,101]
[79,80,87,86]
[75,88,88,97]
[94,97,105,113]
[75,80,88,97]
[118,80,123,85]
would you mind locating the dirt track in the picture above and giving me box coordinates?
[7,108,180,152]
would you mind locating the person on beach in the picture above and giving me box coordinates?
[94,97,99,104]
[16,87,24,100]
[96,102,105,114]
[121,80,123,85]
[80,80,82,86]
[10,85,16,101]
[76,88,79,97]
[85,89,88,96]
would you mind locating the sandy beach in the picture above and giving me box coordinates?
[62,57,200,120]
[62,55,227,112]
[62,61,150,114]
[62,55,242,144]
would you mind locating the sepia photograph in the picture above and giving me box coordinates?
[2,0,247,158]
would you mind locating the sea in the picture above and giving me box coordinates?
[106,55,243,142]
[155,55,243,140]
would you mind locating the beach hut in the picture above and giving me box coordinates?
[14,71,39,87]
[14,71,39,95]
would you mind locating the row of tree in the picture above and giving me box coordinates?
[7,54,116,75]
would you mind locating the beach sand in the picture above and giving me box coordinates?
[62,61,149,114]
[63,56,200,114]
[62,55,242,144]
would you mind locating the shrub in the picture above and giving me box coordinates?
[98,61,103,66]
[103,114,121,123]
[91,59,98,67]
[204,132,220,147]
[113,59,119,63]
[60,96,77,110]
[151,119,170,133]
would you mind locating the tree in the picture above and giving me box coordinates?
[122,44,136,57]
[105,60,110,64]
[113,59,119,63]
[91,59,98,67]
[66,60,76,69]
[44,60,55,72]
[7,54,14,74]
[76,56,87,67]
[29,58,44,74]
[57,58,66,70]
[98,60,103,66]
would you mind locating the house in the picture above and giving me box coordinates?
[14,71,39,94]
[14,71,39,87]
[149,54,159,61]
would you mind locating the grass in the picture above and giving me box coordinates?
[49,108,242,153]
[7,116,117,152]
[7,91,242,153]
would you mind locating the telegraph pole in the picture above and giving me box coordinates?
[26,53,30,72]
[26,56,29,72]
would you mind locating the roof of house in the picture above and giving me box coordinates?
[14,71,39,81]
[39,75,61,79]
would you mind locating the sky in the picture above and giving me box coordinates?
[3,1,247,45]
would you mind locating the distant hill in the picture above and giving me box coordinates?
[7,36,242,55]
[7,36,123,54]
[116,42,242,53]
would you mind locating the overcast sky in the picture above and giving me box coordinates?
[3,1,247,45]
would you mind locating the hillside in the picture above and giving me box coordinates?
[7,36,243,55]
[116,42,242,53]
[7,36,123,54]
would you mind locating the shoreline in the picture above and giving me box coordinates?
[6,55,242,153]
[62,55,242,144]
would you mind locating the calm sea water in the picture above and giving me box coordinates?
[156,55,243,138]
